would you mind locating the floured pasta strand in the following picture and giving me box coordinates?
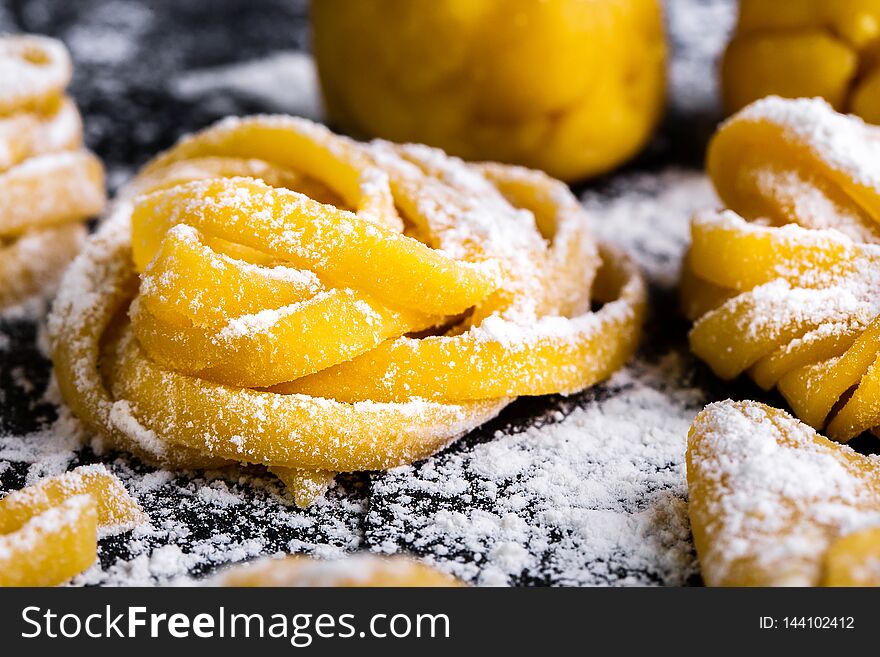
[0,466,145,587]
[0,96,81,171]
[0,224,86,310]
[0,496,96,588]
[0,464,146,536]
[684,97,880,442]
[707,96,880,242]
[50,115,645,505]
[822,527,880,586]
[270,467,337,509]
[0,35,71,114]
[0,35,106,310]
[687,400,880,587]
[0,151,104,236]
[209,554,462,587]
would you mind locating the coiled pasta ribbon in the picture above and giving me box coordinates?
[50,116,646,506]
[0,35,105,309]
[210,554,462,587]
[684,96,880,443]
[0,465,145,587]
[687,400,880,587]
[707,95,880,243]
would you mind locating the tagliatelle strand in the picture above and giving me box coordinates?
[0,496,97,588]
[105,324,509,471]
[822,527,880,586]
[137,223,323,328]
[0,464,146,535]
[210,554,463,587]
[688,209,860,291]
[687,400,880,587]
[0,35,71,114]
[749,321,863,390]
[131,223,446,387]
[0,35,105,310]
[686,211,880,438]
[0,151,104,235]
[0,466,145,587]
[0,224,86,309]
[276,243,644,402]
[130,177,499,317]
[49,204,230,470]
[476,162,599,317]
[130,289,443,388]
[0,95,81,171]
[707,96,880,243]
[136,115,403,230]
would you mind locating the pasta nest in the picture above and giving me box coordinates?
[49,115,645,506]
[683,96,880,444]
[0,35,104,309]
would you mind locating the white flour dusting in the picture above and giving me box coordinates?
[736,96,880,191]
[665,0,736,115]
[63,0,154,67]
[583,169,718,286]
[368,354,705,586]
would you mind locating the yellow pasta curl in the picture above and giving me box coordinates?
[687,400,880,587]
[210,554,462,587]
[0,35,105,309]
[0,466,145,587]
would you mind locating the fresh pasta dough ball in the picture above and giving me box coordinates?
[311,0,666,182]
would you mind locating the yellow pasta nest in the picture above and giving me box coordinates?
[688,400,880,586]
[49,116,646,506]
[722,0,880,123]
[0,35,105,309]
[0,465,145,587]
[211,554,461,587]
[683,96,880,442]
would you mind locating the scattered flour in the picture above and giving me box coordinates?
[367,354,705,586]
[63,0,153,67]
[665,0,736,115]
[583,169,718,286]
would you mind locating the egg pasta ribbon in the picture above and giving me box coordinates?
[0,35,105,309]
[0,465,145,587]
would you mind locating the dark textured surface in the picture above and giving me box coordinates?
[7,0,868,586]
